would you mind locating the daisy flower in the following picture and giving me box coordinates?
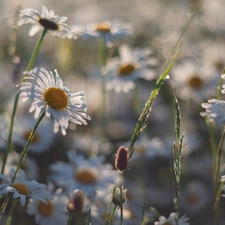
[170,59,219,102]
[27,188,69,225]
[49,152,118,197]
[179,180,210,215]
[104,43,158,93]
[154,212,190,225]
[0,166,52,206]
[91,185,121,224]
[18,67,91,135]
[0,151,39,180]
[200,40,225,72]
[18,6,73,38]
[13,115,55,153]
[72,20,133,47]
[129,136,170,162]
[200,99,225,123]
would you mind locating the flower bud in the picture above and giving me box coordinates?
[67,189,85,213]
[112,187,127,206]
[115,146,129,171]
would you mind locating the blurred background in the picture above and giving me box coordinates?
[1,0,225,224]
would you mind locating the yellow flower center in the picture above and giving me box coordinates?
[23,130,40,143]
[188,76,203,89]
[12,183,30,195]
[75,169,98,184]
[162,222,173,225]
[118,64,136,76]
[95,22,111,32]
[186,193,198,205]
[38,200,54,217]
[44,87,68,110]
[135,146,146,154]
[39,18,59,30]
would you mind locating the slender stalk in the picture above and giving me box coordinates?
[103,183,117,225]
[209,125,225,225]
[97,36,107,137]
[67,213,73,225]
[0,194,9,218]
[24,28,48,76]
[11,110,45,183]
[119,185,124,225]
[6,199,18,225]
[109,204,117,225]
[1,29,48,175]
[132,85,142,116]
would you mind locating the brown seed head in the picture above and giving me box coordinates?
[115,146,129,171]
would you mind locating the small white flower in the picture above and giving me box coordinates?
[49,152,118,197]
[27,188,69,225]
[0,152,39,180]
[0,167,52,206]
[170,60,218,102]
[104,43,158,93]
[154,212,190,225]
[72,20,133,47]
[18,67,91,135]
[179,180,210,215]
[18,6,73,39]
[13,115,55,153]
[200,99,225,123]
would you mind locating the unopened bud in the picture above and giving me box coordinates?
[115,146,129,171]
[112,187,127,206]
[67,189,85,213]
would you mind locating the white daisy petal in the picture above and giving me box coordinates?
[18,6,73,39]
[18,67,90,135]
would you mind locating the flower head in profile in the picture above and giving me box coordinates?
[170,59,218,102]
[200,99,225,123]
[154,212,190,225]
[49,152,117,197]
[104,43,158,93]
[0,152,39,180]
[18,6,73,38]
[72,20,133,47]
[27,188,69,225]
[179,180,210,216]
[19,67,91,135]
[0,167,52,206]
[13,115,55,153]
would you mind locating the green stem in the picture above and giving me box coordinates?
[1,93,20,175]
[11,110,45,183]
[24,28,48,77]
[1,29,48,175]
[97,36,107,138]
[209,126,225,225]
[67,213,73,225]
[6,199,18,225]
[103,183,117,225]
[132,85,141,116]
[109,204,117,225]
[0,195,9,218]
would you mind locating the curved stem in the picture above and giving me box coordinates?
[24,28,48,76]
[109,204,117,225]
[1,29,48,175]
[6,199,18,225]
[0,195,9,218]
[209,125,225,225]
[11,110,45,183]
